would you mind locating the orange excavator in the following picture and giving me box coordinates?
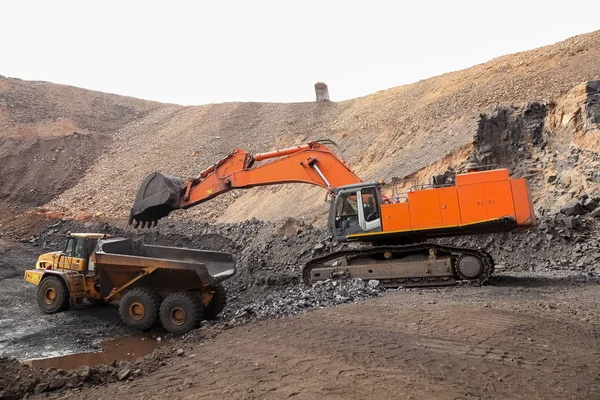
[130,140,536,288]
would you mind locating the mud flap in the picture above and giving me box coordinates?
[129,172,185,227]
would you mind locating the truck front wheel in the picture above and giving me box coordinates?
[160,292,204,335]
[119,288,161,331]
[38,275,69,313]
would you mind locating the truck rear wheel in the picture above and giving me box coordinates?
[204,283,227,320]
[159,292,204,335]
[119,288,161,331]
[38,275,69,313]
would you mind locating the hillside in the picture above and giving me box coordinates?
[2,30,600,226]
[0,77,163,208]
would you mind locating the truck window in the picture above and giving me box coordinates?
[74,238,86,259]
[64,238,75,257]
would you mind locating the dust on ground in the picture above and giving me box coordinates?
[38,276,600,400]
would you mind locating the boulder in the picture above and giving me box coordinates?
[581,197,598,212]
[33,383,48,395]
[48,377,65,390]
[560,202,585,216]
[564,217,579,229]
[75,365,91,380]
[117,369,131,381]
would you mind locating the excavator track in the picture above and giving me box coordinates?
[303,243,494,288]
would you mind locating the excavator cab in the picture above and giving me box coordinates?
[329,183,383,240]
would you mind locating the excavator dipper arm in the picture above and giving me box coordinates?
[129,141,362,227]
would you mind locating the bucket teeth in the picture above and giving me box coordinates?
[130,217,158,229]
[129,172,184,228]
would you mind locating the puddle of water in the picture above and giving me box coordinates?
[25,334,160,370]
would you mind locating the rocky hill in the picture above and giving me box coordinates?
[1,30,600,227]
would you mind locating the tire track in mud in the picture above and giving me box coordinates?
[61,284,600,400]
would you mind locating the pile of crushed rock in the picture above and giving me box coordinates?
[221,278,381,324]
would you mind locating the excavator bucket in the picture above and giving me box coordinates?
[129,172,185,227]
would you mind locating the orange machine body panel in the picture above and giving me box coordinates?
[438,187,461,226]
[407,190,442,229]
[510,178,537,226]
[380,203,411,231]
[455,169,510,185]
[379,168,534,235]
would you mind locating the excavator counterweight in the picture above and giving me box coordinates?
[129,141,536,287]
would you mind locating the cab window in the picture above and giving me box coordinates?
[74,238,86,259]
[361,187,380,222]
[335,191,359,229]
[64,238,75,257]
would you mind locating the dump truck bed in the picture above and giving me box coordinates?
[92,237,236,298]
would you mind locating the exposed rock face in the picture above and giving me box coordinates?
[585,81,600,125]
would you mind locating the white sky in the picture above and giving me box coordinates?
[2,1,598,105]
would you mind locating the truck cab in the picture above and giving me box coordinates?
[35,233,107,272]
[24,233,108,312]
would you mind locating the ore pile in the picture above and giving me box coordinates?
[438,205,600,274]
[222,278,381,325]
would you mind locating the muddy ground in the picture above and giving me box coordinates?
[23,275,600,400]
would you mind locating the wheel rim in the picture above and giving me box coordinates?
[456,255,484,278]
[44,288,57,304]
[170,307,187,326]
[129,301,146,320]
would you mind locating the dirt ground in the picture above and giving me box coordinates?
[25,274,597,400]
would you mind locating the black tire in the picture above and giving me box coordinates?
[38,275,70,313]
[204,283,227,320]
[159,292,204,335]
[119,288,161,331]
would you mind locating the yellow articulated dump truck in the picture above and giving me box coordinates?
[24,233,236,335]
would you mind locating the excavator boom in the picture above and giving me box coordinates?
[129,141,362,227]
